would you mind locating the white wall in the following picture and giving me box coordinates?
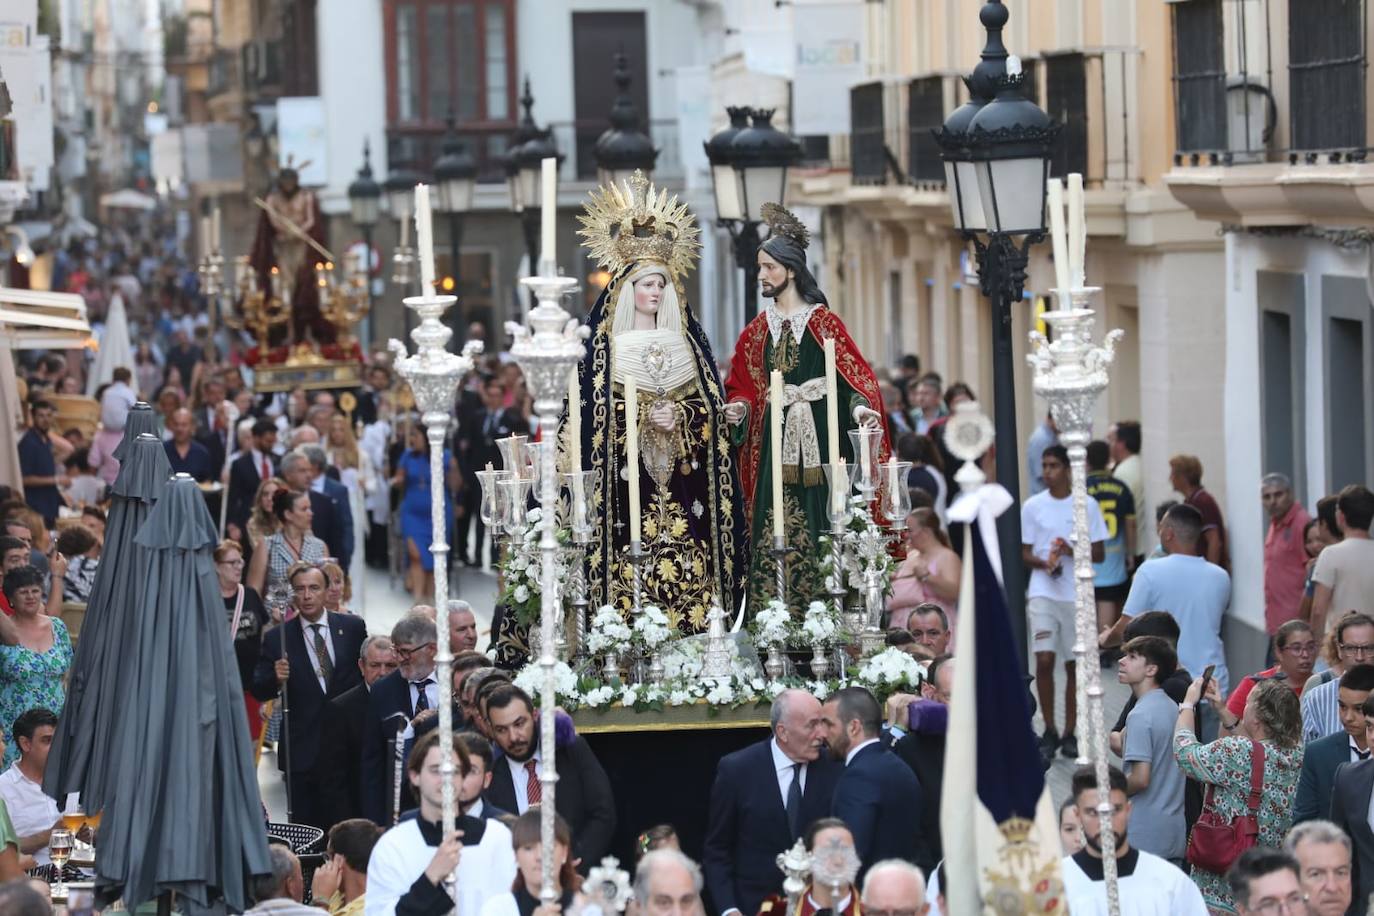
[315,0,386,214]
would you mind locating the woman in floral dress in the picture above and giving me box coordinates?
[1174,677,1303,914]
[0,568,74,767]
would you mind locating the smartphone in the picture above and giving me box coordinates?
[1198,664,1216,704]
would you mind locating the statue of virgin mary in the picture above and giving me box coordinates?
[574,172,747,633]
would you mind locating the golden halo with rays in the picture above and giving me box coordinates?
[577,170,701,281]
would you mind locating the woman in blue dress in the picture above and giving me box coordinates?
[392,423,458,601]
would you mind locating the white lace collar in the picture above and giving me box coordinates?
[766,301,820,345]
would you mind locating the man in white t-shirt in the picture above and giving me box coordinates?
[1311,484,1374,642]
[1021,445,1107,762]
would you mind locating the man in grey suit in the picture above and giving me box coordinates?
[1329,694,1374,915]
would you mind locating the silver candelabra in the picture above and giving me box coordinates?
[388,293,481,901]
[509,267,586,908]
[1028,285,1124,916]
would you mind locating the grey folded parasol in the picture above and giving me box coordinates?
[94,473,270,913]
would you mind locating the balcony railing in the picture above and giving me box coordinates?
[384,118,683,186]
[1171,0,1370,165]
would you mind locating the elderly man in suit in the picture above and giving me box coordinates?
[251,563,367,829]
[360,613,442,825]
[1295,665,1374,825]
[1330,694,1374,915]
[484,683,615,870]
[315,634,396,829]
[703,688,840,916]
[300,444,353,571]
[821,686,925,875]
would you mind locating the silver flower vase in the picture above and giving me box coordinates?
[810,645,831,679]
[602,651,620,681]
[764,646,786,681]
[647,650,665,685]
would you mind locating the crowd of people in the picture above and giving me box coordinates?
[2,226,1374,915]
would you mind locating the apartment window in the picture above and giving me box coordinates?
[1045,53,1087,178]
[1290,0,1366,150]
[572,12,648,180]
[906,76,944,183]
[1324,276,1374,490]
[385,0,516,127]
[850,81,886,184]
[1171,0,1226,153]
[1258,271,1306,497]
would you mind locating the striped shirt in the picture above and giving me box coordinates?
[1302,676,1341,744]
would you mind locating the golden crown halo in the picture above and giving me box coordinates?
[577,170,701,280]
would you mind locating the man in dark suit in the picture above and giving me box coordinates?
[703,688,840,916]
[484,684,615,870]
[360,614,441,825]
[192,376,234,478]
[456,376,530,567]
[1331,702,1374,916]
[883,655,952,873]
[821,686,924,874]
[315,634,397,829]
[301,445,353,570]
[251,564,367,829]
[226,420,279,542]
[1296,665,1374,826]
[279,450,345,564]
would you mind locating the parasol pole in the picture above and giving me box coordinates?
[389,183,480,900]
[511,183,584,903]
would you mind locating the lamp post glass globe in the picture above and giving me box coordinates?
[729,109,801,222]
[348,143,382,229]
[704,106,751,223]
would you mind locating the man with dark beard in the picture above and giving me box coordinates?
[1060,765,1206,914]
[482,684,615,870]
[724,203,888,612]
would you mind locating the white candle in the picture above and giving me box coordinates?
[832,456,847,515]
[567,368,584,518]
[415,183,436,293]
[771,370,785,540]
[211,203,221,251]
[541,158,557,275]
[1046,178,1071,303]
[860,427,872,488]
[823,337,840,466]
[200,215,211,255]
[887,456,899,514]
[1067,172,1085,289]
[625,375,641,543]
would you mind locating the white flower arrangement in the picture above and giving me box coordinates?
[632,605,674,652]
[752,599,794,649]
[800,600,841,645]
[586,605,633,655]
[497,517,571,628]
[512,659,581,702]
[856,647,927,693]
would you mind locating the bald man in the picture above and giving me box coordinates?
[163,407,215,481]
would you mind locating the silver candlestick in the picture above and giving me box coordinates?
[509,267,584,908]
[1029,284,1124,916]
[388,293,481,902]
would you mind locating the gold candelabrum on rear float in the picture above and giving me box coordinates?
[220,256,291,353]
[315,256,371,350]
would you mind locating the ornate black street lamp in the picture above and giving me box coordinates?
[593,52,658,186]
[936,0,1057,656]
[433,116,477,325]
[705,107,801,323]
[347,140,382,339]
[505,79,562,281]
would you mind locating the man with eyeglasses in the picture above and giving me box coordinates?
[1227,847,1311,916]
[1285,820,1353,916]
[1295,665,1374,825]
[1304,613,1374,743]
[1220,620,1315,733]
[1059,765,1206,915]
[360,613,440,825]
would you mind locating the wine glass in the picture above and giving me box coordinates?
[50,827,73,896]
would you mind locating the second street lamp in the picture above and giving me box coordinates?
[347,140,382,333]
[434,117,477,327]
[593,51,658,186]
[506,79,562,283]
[936,0,1057,662]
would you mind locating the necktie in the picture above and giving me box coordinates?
[786,763,803,838]
[261,455,271,480]
[525,759,542,806]
[1357,749,1371,761]
[312,624,333,682]
[412,679,433,713]
[484,411,497,437]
